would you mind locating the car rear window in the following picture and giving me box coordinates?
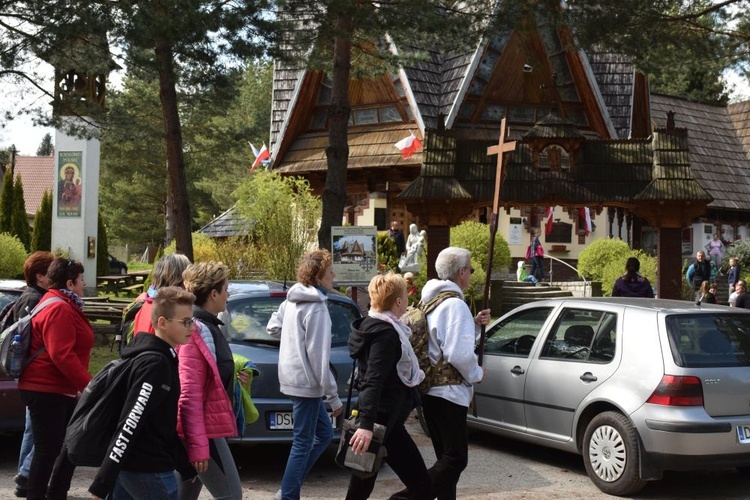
[224,296,359,347]
[665,313,750,367]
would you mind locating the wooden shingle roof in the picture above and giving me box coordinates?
[651,94,750,211]
[586,50,635,139]
[198,206,251,238]
[728,100,750,161]
[275,123,422,174]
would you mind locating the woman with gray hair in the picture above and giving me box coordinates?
[414,246,489,500]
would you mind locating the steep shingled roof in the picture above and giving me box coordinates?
[651,94,750,211]
[586,50,635,139]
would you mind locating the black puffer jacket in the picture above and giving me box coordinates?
[349,316,417,432]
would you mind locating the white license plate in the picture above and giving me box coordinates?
[269,411,336,430]
[737,425,750,444]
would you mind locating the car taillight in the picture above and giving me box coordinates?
[646,375,703,406]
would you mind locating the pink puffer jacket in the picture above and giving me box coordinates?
[176,321,237,462]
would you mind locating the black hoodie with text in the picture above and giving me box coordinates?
[88,332,195,498]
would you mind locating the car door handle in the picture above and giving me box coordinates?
[580,372,597,382]
[510,366,525,375]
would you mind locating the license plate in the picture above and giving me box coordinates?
[737,425,750,444]
[269,411,336,430]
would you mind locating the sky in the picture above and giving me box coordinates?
[1,69,749,157]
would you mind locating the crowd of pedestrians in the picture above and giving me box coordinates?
[11,232,750,499]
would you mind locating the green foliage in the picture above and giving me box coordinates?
[31,190,52,252]
[12,175,30,251]
[36,133,54,156]
[0,170,13,233]
[577,239,632,282]
[600,250,657,297]
[214,237,266,279]
[450,221,511,273]
[97,212,109,275]
[0,233,27,279]
[235,171,321,282]
[728,240,750,274]
[448,221,510,311]
[165,233,218,263]
[377,233,400,273]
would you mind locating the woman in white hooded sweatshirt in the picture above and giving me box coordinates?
[267,249,343,500]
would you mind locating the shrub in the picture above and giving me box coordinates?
[165,232,219,263]
[0,233,27,278]
[449,221,510,311]
[599,250,657,297]
[577,239,632,282]
[214,236,266,279]
[377,233,400,273]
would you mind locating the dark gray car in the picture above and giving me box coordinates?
[220,282,360,444]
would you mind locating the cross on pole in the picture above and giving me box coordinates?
[478,118,517,366]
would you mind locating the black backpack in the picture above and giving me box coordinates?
[65,351,167,467]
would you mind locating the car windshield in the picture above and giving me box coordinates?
[224,296,359,347]
[665,313,750,367]
[0,292,20,312]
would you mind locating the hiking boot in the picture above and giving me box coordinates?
[14,474,28,497]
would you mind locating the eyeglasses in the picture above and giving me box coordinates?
[166,317,195,329]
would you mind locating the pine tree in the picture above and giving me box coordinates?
[97,211,109,276]
[31,190,52,252]
[12,175,30,251]
[36,133,54,156]
[0,170,13,233]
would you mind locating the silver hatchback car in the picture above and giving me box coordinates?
[470,297,750,496]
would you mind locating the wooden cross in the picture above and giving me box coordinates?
[477,117,517,371]
[487,117,517,214]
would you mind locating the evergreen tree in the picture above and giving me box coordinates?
[31,190,52,252]
[36,133,54,156]
[97,211,109,276]
[12,175,30,251]
[0,170,13,233]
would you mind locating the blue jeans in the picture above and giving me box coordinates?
[280,397,333,500]
[113,471,178,500]
[530,256,545,279]
[17,407,34,477]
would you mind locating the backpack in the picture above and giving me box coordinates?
[0,300,16,334]
[0,297,64,378]
[401,291,465,394]
[115,298,145,354]
[65,351,167,467]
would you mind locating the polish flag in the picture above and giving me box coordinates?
[544,206,554,235]
[250,143,270,173]
[579,207,592,235]
[394,132,423,159]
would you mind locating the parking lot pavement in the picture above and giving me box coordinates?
[3,412,750,498]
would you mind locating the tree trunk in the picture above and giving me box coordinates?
[317,15,353,250]
[154,36,193,261]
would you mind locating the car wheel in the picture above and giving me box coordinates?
[583,411,646,496]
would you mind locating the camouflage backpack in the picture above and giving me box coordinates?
[401,291,465,394]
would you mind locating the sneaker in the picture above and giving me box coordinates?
[273,489,282,500]
[13,474,28,498]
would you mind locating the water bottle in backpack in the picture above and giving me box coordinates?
[9,334,24,378]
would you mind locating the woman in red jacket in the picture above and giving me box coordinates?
[19,258,94,500]
[177,261,242,500]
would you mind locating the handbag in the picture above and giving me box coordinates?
[535,244,545,258]
[525,245,532,260]
[335,357,407,478]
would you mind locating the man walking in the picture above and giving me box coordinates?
[412,247,489,500]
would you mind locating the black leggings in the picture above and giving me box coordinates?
[20,390,77,500]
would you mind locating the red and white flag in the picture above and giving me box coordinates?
[544,206,554,235]
[394,132,423,159]
[249,142,270,173]
[579,207,592,235]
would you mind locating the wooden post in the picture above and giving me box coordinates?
[479,118,516,365]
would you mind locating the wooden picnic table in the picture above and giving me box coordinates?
[97,274,135,295]
[127,270,151,283]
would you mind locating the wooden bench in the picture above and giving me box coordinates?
[122,283,145,296]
